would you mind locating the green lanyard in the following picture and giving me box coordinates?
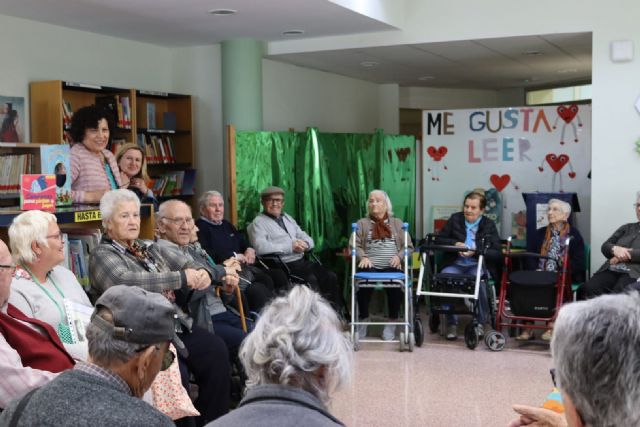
[22,265,74,344]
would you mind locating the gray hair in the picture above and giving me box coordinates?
[368,189,393,216]
[86,307,146,367]
[157,199,191,221]
[100,189,141,229]
[551,291,640,427]
[198,190,224,214]
[240,285,353,404]
[548,198,572,216]
[9,210,57,264]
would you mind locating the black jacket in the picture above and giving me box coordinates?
[435,212,502,279]
[533,225,586,283]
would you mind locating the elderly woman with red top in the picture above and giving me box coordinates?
[70,105,128,204]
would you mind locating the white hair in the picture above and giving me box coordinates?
[551,291,640,427]
[198,190,224,214]
[368,189,393,216]
[157,199,190,221]
[548,198,572,216]
[9,210,57,264]
[240,285,353,404]
[100,189,141,229]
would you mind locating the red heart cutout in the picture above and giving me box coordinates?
[568,171,576,178]
[557,104,578,124]
[538,166,543,172]
[490,174,510,192]
[545,153,569,172]
[427,146,448,161]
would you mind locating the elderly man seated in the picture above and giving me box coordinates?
[508,290,640,427]
[156,199,248,361]
[0,285,177,425]
[0,239,74,409]
[247,186,344,315]
[196,190,288,298]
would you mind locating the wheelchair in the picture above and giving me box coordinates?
[416,234,499,350]
[349,222,416,352]
[494,236,572,350]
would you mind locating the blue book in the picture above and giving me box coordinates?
[40,144,72,206]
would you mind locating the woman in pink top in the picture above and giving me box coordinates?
[69,105,127,204]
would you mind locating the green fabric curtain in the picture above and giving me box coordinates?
[235,128,416,251]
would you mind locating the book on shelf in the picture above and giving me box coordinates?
[182,169,196,195]
[110,138,127,155]
[20,174,56,212]
[96,95,131,130]
[64,227,102,290]
[163,112,177,131]
[62,100,73,127]
[151,169,196,197]
[138,133,176,164]
[40,144,72,207]
[0,154,34,194]
[146,102,157,130]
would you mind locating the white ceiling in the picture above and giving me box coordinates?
[0,0,591,90]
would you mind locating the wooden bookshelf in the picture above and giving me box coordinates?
[29,80,196,207]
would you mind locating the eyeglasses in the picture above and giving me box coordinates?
[136,344,175,371]
[0,264,16,274]
[162,217,194,226]
[266,198,284,204]
[46,232,63,241]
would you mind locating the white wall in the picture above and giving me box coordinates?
[262,59,380,133]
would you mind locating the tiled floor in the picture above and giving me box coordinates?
[330,325,553,427]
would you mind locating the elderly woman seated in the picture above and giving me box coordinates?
[578,191,640,300]
[8,210,92,361]
[517,199,585,341]
[88,189,233,424]
[508,291,640,427]
[206,285,352,427]
[353,189,413,341]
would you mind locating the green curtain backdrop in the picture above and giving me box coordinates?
[235,128,416,251]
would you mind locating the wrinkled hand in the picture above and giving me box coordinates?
[244,248,256,264]
[610,256,620,265]
[222,273,239,294]
[185,268,211,290]
[235,253,248,263]
[292,239,308,253]
[612,245,631,261]
[358,257,372,269]
[224,264,241,276]
[506,405,567,427]
[223,258,241,270]
[389,255,402,269]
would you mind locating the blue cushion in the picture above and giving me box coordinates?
[354,272,406,280]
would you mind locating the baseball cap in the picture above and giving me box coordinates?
[91,285,187,357]
[260,186,285,199]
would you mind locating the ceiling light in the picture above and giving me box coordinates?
[522,50,543,56]
[208,8,237,15]
[360,61,379,68]
[282,30,305,36]
[418,75,435,81]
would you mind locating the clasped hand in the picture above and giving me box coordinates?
[612,245,631,262]
[292,239,309,253]
[185,268,211,290]
[455,242,475,257]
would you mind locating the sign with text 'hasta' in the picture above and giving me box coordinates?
[422,104,591,239]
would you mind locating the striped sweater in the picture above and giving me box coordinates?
[70,143,125,203]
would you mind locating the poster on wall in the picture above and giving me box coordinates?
[422,104,591,241]
[0,96,25,143]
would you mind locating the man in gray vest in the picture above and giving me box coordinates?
[0,285,181,426]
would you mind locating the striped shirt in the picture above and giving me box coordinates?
[70,143,125,203]
[366,229,398,269]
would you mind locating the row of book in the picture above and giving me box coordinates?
[61,228,102,290]
[62,100,73,128]
[151,169,196,197]
[137,133,177,164]
[0,154,36,193]
[96,95,132,129]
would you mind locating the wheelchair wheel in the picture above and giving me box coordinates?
[428,313,440,333]
[484,331,506,352]
[399,332,406,352]
[414,318,424,347]
[408,332,415,352]
[464,323,478,350]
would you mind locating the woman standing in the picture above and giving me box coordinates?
[116,143,158,209]
[354,190,413,341]
[69,105,127,204]
[8,210,92,361]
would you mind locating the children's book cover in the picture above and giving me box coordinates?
[40,144,72,206]
[20,174,56,212]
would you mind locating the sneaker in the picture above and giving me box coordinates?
[381,324,396,341]
[446,324,458,340]
[356,322,368,340]
[516,329,534,341]
[541,329,553,341]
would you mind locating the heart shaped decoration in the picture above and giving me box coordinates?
[395,147,411,161]
[427,146,448,161]
[545,153,569,172]
[557,104,579,124]
[490,174,510,192]
[568,171,576,178]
